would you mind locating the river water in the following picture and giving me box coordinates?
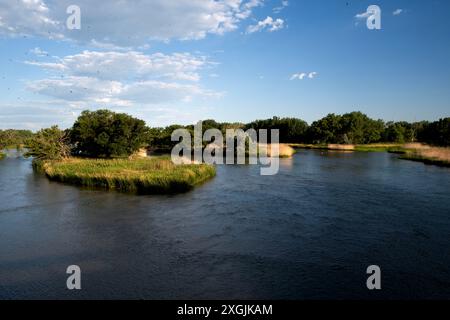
[1,150,449,299]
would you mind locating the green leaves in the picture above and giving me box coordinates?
[70,109,149,158]
[25,126,70,160]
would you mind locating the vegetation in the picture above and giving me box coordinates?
[0,152,5,160]
[40,157,216,194]
[25,126,70,160]
[0,129,33,149]
[400,153,450,167]
[308,112,385,144]
[418,118,450,147]
[5,108,449,176]
[354,144,405,153]
[245,117,308,143]
[71,109,149,158]
[398,144,450,167]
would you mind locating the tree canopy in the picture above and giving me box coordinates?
[25,126,70,160]
[70,110,149,158]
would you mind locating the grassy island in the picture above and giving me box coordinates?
[38,157,216,194]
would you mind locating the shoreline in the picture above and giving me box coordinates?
[289,143,450,168]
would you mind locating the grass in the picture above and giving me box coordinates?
[0,152,5,160]
[399,144,450,167]
[37,156,216,194]
[355,144,405,153]
[289,143,329,150]
[290,143,405,153]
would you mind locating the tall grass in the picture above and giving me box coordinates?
[400,144,450,167]
[38,156,216,194]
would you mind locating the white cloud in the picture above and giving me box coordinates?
[273,1,289,14]
[30,47,49,57]
[25,50,223,109]
[290,73,307,80]
[25,51,210,82]
[246,16,284,33]
[290,72,317,80]
[0,0,265,46]
[393,9,403,16]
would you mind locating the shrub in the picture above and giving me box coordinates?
[71,109,149,158]
[25,126,70,160]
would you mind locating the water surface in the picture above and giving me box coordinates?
[1,150,450,299]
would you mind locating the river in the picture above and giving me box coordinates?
[1,150,449,299]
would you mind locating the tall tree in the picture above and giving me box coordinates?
[70,110,149,158]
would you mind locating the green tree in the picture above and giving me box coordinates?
[70,110,149,158]
[245,117,309,143]
[307,113,342,144]
[419,118,450,146]
[0,129,33,149]
[26,126,70,160]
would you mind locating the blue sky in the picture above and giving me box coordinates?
[0,0,449,130]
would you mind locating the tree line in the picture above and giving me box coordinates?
[1,110,449,160]
[151,111,450,148]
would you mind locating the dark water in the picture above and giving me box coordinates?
[1,150,450,299]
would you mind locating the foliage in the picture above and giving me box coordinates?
[307,112,384,144]
[25,126,70,160]
[245,117,309,142]
[70,109,149,158]
[0,129,33,149]
[418,118,450,147]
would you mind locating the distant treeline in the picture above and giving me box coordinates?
[0,129,34,149]
[150,112,450,149]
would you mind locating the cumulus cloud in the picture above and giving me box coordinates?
[0,0,265,46]
[25,50,222,110]
[25,51,210,82]
[393,9,403,16]
[246,16,284,33]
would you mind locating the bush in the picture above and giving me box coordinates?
[25,126,70,160]
[70,110,149,158]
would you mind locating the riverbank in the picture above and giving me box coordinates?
[399,144,450,167]
[289,143,450,167]
[37,157,216,194]
[289,143,404,152]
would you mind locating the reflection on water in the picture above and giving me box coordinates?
[1,150,450,299]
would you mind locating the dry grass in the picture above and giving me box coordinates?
[327,144,355,151]
[401,144,450,166]
[258,143,296,158]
